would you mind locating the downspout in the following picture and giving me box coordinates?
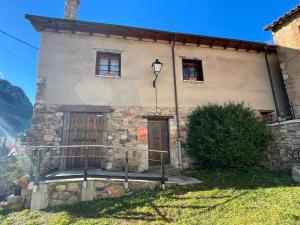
[264,46,280,120]
[171,35,182,170]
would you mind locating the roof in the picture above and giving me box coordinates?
[6,144,21,156]
[26,14,276,53]
[265,4,300,31]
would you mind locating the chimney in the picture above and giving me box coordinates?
[64,0,80,20]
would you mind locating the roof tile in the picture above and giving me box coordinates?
[265,4,300,31]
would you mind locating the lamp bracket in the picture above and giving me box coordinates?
[153,74,158,88]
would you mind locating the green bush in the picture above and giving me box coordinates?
[187,103,272,169]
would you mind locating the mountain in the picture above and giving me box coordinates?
[0,79,33,136]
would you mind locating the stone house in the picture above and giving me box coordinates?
[26,0,292,173]
[265,4,300,118]
[264,5,300,175]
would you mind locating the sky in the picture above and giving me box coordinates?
[0,0,299,103]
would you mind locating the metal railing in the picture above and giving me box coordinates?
[29,145,168,190]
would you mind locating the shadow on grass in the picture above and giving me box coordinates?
[45,190,169,222]
[45,189,249,222]
[184,168,297,190]
[42,169,298,222]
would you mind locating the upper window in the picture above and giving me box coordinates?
[182,59,203,81]
[95,52,121,77]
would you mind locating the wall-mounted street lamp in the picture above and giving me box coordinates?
[151,59,163,88]
[151,59,163,115]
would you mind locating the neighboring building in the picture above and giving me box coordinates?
[26,0,291,172]
[265,4,300,118]
[0,137,25,157]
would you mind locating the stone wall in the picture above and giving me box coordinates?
[106,106,183,171]
[272,13,300,118]
[263,119,300,171]
[27,104,64,174]
[28,103,197,173]
[29,102,300,172]
[30,178,159,210]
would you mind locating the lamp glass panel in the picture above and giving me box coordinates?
[154,63,162,73]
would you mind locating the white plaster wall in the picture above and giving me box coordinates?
[38,31,277,112]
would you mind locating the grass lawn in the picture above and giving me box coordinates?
[0,169,299,225]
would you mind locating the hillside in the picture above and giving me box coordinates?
[0,79,33,136]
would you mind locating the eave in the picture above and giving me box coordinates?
[265,4,300,31]
[26,14,277,54]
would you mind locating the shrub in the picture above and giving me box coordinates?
[187,103,272,169]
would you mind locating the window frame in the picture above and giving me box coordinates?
[182,59,204,82]
[95,52,121,78]
[259,110,274,123]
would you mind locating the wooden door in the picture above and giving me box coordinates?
[148,119,170,166]
[66,112,102,169]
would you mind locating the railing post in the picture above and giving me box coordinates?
[59,146,62,170]
[161,152,165,190]
[124,150,129,190]
[34,149,41,186]
[49,147,54,172]
[84,146,88,184]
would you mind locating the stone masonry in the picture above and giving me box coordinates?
[29,100,300,173]
[28,103,196,173]
[30,71,299,173]
[28,74,195,174]
[27,104,64,174]
[271,13,300,118]
[263,119,300,171]
[31,178,159,210]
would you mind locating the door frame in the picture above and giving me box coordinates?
[59,105,113,170]
[146,116,171,166]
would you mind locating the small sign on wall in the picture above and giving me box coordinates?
[137,128,148,139]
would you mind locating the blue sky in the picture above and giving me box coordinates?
[0,0,299,103]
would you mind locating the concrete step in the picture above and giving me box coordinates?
[147,165,181,176]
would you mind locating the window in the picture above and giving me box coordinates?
[95,52,121,77]
[182,59,203,81]
[259,111,274,123]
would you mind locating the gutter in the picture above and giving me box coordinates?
[171,35,183,170]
